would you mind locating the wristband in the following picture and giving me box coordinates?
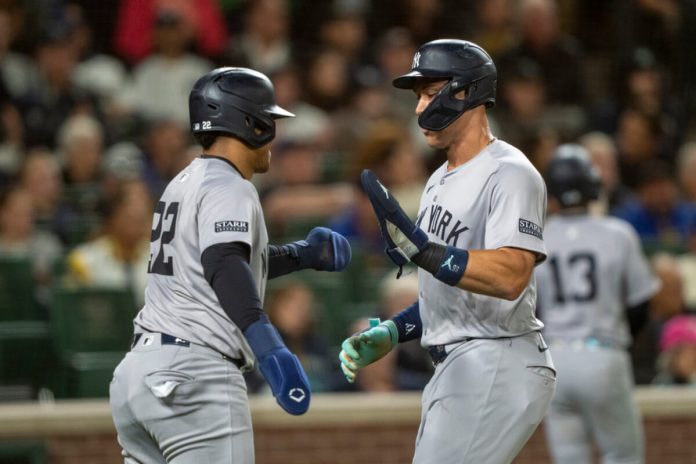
[413,243,469,286]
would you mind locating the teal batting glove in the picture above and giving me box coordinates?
[339,318,399,383]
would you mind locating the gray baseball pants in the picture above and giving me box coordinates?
[413,331,556,464]
[109,333,254,463]
[544,345,643,464]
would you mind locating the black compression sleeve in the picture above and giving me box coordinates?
[268,244,302,279]
[201,242,264,331]
[626,299,651,338]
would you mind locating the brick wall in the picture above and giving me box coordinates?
[2,390,696,464]
[30,417,696,464]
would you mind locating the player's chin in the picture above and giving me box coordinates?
[254,151,271,173]
[422,131,446,149]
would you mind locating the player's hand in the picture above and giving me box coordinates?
[360,170,429,269]
[339,320,398,383]
[244,317,311,415]
[297,227,352,272]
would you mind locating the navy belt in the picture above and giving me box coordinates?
[428,337,475,366]
[132,333,244,369]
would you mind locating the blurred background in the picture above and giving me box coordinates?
[0,0,695,462]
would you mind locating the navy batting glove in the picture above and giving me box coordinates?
[361,170,429,271]
[292,227,352,272]
[244,316,311,415]
[361,170,469,284]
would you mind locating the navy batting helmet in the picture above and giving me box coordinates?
[393,39,497,131]
[545,144,601,208]
[189,67,294,149]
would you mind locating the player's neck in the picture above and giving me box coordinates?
[204,137,255,180]
[446,112,494,170]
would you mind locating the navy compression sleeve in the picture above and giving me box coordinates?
[267,244,302,279]
[627,299,651,338]
[201,242,264,331]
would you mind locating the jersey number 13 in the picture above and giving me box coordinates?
[148,201,180,276]
[548,252,598,303]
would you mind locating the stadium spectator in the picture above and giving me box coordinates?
[113,0,227,64]
[614,108,671,189]
[677,142,696,202]
[467,0,518,60]
[0,185,63,290]
[261,140,354,238]
[493,58,584,169]
[654,315,696,385]
[304,48,351,112]
[65,181,153,306]
[613,161,696,253]
[223,0,291,75]
[500,0,585,106]
[56,114,104,214]
[633,253,688,384]
[269,65,331,149]
[117,9,212,126]
[18,148,79,244]
[266,281,340,392]
[329,122,425,264]
[372,28,418,123]
[317,0,369,65]
[0,6,39,100]
[66,3,127,131]
[140,119,190,200]
[580,131,634,213]
[16,23,96,149]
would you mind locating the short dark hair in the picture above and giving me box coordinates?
[194,131,223,150]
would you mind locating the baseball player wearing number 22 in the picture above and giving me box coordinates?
[109,67,352,463]
[339,39,556,464]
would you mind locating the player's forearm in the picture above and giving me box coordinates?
[455,249,535,300]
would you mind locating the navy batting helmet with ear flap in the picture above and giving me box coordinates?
[393,39,497,131]
[545,144,602,209]
[189,67,294,149]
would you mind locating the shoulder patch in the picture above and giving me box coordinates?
[518,218,543,239]
[215,220,249,233]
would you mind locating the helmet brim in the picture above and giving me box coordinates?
[266,104,295,119]
[392,70,452,89]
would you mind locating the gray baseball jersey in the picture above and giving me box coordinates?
[415,139,547,346]
[535,214,660,348]
[410,139,555,464]
[536,213,659,464]
[134,156,267,368]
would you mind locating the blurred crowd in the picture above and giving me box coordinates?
[1,0,696,397]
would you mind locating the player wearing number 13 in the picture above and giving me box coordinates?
[109,68,352,463]
[536,144,660,464]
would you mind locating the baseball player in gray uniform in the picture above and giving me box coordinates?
[109,68,351,463]
[339,39,556,463]
[536,144,660,464]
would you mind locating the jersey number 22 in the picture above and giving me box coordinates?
[148,201,180,276]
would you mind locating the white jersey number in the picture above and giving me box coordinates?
[148,201,180,276]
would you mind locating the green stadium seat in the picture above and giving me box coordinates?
[0,257,38,321]
[0,441,47,464]
[0,321,54,399]
[49,286,138,398]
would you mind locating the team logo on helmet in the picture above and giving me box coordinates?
[412,52,421,69]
